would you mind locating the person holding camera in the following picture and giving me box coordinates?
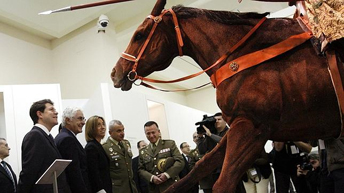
[271,141,312,193]
[297,153,321,193]
[197,112,228,156]
[197,112,245,193]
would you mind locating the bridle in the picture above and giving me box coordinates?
[120,8,267,91]
[120,8,184,83]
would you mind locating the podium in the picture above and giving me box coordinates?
[35,159,72,193]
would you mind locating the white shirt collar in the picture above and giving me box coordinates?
[35,123,50,136]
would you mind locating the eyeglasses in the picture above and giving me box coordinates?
[74,117,86,122]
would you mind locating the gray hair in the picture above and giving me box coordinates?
[62,107,82,127]
[109,120,123,131]
[0,138,6,145]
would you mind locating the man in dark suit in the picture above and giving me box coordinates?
[18,99,71,193]
[179,142,198,193]
[132,140,148,193]
[55,107,90,193]
[0,138,17,193]
[139,121,184,193]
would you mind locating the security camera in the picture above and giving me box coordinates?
[98,14,109,33]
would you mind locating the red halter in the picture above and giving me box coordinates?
[120,9,184,82]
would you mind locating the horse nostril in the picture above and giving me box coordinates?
[110,69,116,79]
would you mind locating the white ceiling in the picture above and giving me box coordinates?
[0,0,292,90]
[0,0,290,40]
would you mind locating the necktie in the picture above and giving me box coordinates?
[119,141,125,154]
[1,161,16,191]
[186,155,191,163]
[48,134,55,144]
[152,143,157,154]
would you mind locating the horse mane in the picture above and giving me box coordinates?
[172,5,269,25]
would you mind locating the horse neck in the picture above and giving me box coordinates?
[179,17,258,76]
[179,17,304,76]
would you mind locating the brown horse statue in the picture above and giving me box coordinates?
[111,0,343,192]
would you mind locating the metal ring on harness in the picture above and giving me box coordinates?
[127,71,137,82]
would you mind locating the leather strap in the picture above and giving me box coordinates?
[211,32,312,87]
[140,82,212,92]
[169,8,184,56]
[326,49,344,137]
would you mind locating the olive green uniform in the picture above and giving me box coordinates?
[189,148,201,170]
[189,147,213,190]
[103,138,138,193]
[138,139,184,193]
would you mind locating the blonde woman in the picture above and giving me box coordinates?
[85,115,112,193]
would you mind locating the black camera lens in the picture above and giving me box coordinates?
[101,22,108,27]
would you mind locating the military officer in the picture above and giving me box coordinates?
[103,120,138,193]
[139,121,184,193]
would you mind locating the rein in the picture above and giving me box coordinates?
[120,9,267,91]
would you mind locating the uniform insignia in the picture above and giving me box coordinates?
[159,148,170,154]
[111,155,120,159]
[109,147,113,152]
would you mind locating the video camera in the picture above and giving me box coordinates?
[195,114,217,134]
[299,153,313,171]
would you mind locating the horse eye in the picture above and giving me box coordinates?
[135,33,143,41]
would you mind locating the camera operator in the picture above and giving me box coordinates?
[197,112,228,156]
[196,112,245,193]
[272,141,312,193]
[297,153,321,193]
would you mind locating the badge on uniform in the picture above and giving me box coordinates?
[112,155,120,159]
[159,148,170,154]
[157,157,175,172]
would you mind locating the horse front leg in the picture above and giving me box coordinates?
[213,117,271,193]
[164,132,227,193]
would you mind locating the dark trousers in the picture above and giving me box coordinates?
[321,168,344,193]
[274,171,310,193]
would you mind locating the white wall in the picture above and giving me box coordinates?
[0,25,53,85]
[186,86,220,113]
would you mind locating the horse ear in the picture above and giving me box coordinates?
[151,0,166,16]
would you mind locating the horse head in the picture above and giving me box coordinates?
[111,0,181,91]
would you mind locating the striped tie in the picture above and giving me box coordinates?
[1,161,16,192]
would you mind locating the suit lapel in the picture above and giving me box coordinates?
[0,162,16,183]
[0,165,10,179]
[64,128,85,152]
[34,126,61,156]
[146,144,155,157]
